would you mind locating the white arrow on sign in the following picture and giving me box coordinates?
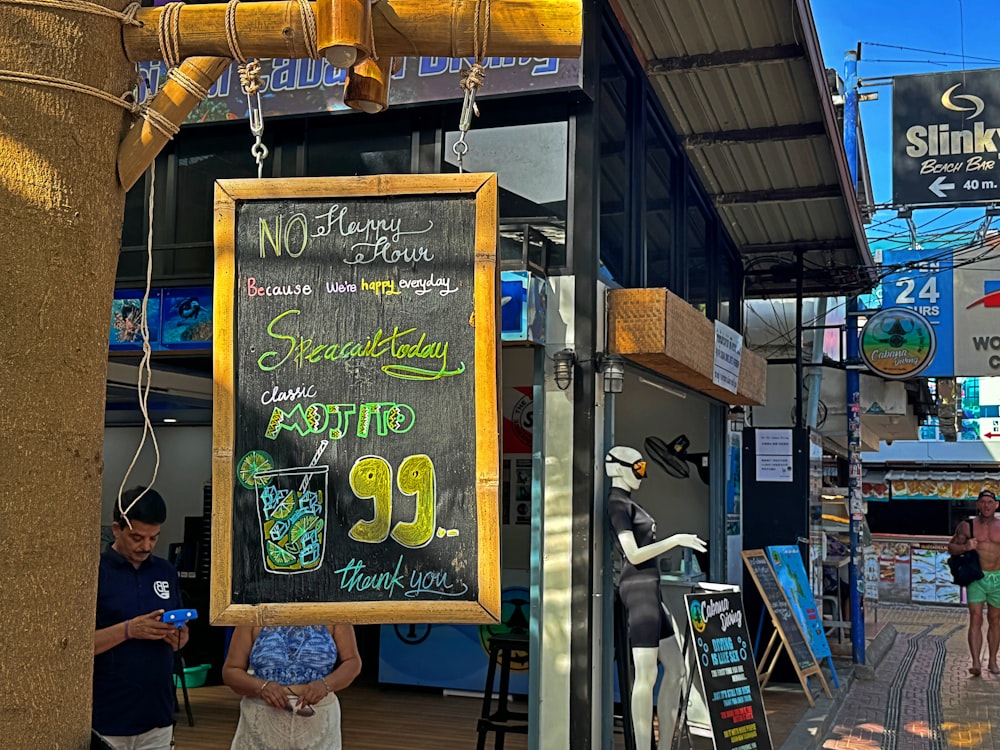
[929,175,955,198]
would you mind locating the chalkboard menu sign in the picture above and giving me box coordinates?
[683,591,773,750]
[742,550,829,704]
[211,175,501,626]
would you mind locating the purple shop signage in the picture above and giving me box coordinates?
[137,56,581,125]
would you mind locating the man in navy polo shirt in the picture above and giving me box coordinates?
[93,487,189,749]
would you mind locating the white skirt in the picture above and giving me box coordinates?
[230,693,342,750]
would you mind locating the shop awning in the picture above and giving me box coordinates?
[613,0,877,298]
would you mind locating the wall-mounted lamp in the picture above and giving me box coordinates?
[553,348,576,391]
[728,405,746,433]
[598,353,626,394]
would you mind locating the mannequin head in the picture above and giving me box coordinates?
[605,445,646,492]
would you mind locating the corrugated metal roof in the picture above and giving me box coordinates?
[612,0,876,297]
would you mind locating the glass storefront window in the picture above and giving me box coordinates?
[306,116,411,176]
[121,179,146,248]
[719,247,739,328]
[444,122,568,271]
[645,113,675,290]
[599,36,630,287]
[175,131,259,245]
[686,186,710,314]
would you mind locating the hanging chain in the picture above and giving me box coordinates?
[240,60,268,178]
[452,0,491,173]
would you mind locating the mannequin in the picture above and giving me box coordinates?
[606,445,707,750]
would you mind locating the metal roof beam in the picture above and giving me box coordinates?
[739,239,856,255]
[682,122,827,148]
[646,44,805,75]
[715,185,841,205]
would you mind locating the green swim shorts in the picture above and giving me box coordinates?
[967,568,1000,606]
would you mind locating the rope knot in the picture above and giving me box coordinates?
[460,62,485,92]
[239,60,262,96]
[121,1,142,27]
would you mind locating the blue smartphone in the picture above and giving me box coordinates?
[161,608,198,627]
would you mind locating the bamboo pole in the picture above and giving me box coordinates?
[317,0,371,69]
[344,55,393,114]
[118,56,231,190]
[122,0,583,63]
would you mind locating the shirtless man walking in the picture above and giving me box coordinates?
[948,488,1000,676]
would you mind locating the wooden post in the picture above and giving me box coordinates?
[122,0,583,63]
[0,2,134,747]
[118,56,231,191]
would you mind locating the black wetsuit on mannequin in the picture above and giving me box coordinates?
[608,486,674,647]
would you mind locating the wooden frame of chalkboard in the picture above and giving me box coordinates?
[741,550,829,706]
[211,174,501,625]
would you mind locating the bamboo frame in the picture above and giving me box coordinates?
[122,0,583,63]
[212,173,500,626]
[343,55,393,114]
[118,56,231,191]
[316,0,371,69]
[117,0,581,187]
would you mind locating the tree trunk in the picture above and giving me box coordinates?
[0,3,132,747]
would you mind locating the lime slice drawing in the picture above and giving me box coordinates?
[269,492,296,520]
[290,514,324,544]
[237,450,274,489]
[266,540,296,567]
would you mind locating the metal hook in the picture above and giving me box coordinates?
[452,134,469,174]
[248,89,264,138]
[459,86,479,133]
[251,138,269,179]
[247,88,267,177]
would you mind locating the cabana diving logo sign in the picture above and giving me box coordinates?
[860,308,937,380]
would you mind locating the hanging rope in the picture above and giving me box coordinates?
[459,0,491,119]
[224,0,247,64]
[167,65,210,101]
[473,0,492,63]
[142,104,180,139]
[297,0,319,59]
[238,59,261,96]
[117,158,162,525]
[0,70,137,112]
[453,0,491,172]
[365,0,380,62]
[0,0,142,25]
[157,2,185,70]
[225,0,268,176]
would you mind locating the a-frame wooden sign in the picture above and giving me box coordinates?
[742,550,831,706]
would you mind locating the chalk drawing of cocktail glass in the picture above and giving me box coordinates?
[253,464,329,575]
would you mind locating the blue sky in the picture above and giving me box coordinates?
[810,0,1000,250]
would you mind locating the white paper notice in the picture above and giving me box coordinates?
[755,429,792,456]
[756,454,794,482]
[712,320,743,394]
[755,428,793,482]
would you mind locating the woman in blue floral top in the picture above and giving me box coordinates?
[223,624,361,749]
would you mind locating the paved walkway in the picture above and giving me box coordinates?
[822,604,1000,750]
